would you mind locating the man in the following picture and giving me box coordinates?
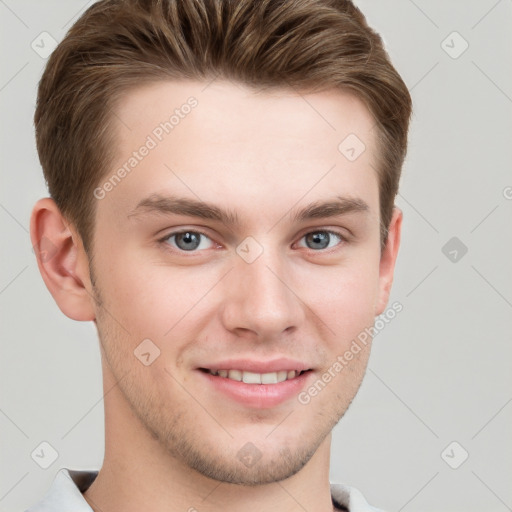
[27,0,412,511]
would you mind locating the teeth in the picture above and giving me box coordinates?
[261,372,278,384]
[242,371,261,384]
[228,369,242,381]
[209,369,301,384]
[277,370,288,383]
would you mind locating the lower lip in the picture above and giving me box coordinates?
[198,370,312,409]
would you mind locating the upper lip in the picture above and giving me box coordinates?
[198,358,311,373]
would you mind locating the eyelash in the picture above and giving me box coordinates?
[158,229,347,254]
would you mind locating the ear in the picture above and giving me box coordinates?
[30,198,96,321]
[375,206,402,316]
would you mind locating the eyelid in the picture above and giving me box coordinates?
[296,226,349,241]
[311,228,346,239]
[159,227,211,239]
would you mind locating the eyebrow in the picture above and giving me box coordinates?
[127,193,369,226]
[292,196,369,222]
[128,194,240,225]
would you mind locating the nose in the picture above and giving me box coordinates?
[220,248,305,340]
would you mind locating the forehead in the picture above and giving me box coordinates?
[101,80,379,225]
[114,80,376,150]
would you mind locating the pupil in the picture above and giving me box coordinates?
[307,232,329,249]
[177,232,200,251]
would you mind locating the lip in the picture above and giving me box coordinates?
[200,357,311,374]
[196,358,313,409]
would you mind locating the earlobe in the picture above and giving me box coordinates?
[375,206,402,316]
[30,198,96,321]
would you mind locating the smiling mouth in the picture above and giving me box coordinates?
[200,368,311,384]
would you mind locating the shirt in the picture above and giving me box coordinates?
[25,467,385,512]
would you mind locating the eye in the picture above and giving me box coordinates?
[163,230,215,252]
[297,230,344,251]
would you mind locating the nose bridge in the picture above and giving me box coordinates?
[221,244,304,337]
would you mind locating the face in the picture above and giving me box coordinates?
[88,80,395,484]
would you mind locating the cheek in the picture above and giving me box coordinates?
[97,255,222,341]
[296,256,380,343]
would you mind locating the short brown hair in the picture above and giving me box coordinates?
[35,0,412,253]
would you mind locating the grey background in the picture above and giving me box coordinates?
[1,1,511,511]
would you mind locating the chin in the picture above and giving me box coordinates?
[175,441,321,485]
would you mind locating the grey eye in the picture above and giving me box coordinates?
[300,231,342,250]
[175,232,201,251]
[166,231,213,251]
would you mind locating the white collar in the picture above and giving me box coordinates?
[25,468,384,512]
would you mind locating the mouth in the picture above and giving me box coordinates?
[199,368,310,384]
[196,361,313,408]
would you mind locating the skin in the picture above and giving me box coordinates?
[31,80,402,512]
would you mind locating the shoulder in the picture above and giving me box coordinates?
[330,482,386,512]
[25,468,98,512]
